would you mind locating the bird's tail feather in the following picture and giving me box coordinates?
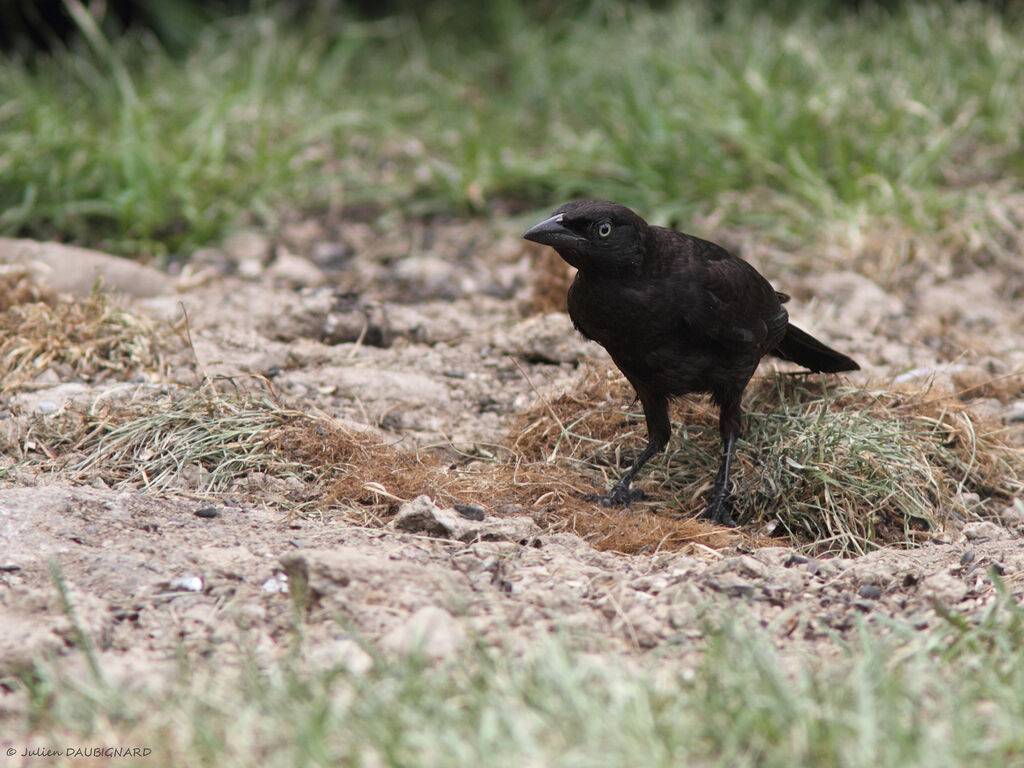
[772,324,859,373]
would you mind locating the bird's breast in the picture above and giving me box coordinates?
[568,275,683,358]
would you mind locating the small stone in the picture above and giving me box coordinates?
[169,576,203,593]
[262,573,289,594]
[736,555,767,578]
[391,495,540,543]
[310,241,349,269]
[998,501,1024,526]
[962,521,1008,541]
[1004,402,1024,423]
[190,247,230,271]
[493,312,595,364]
[858,585,883,600]
[393,496,456,537]
[705,571,754,598]
[308,637,374,674]
[454,503,485,521]
[237,259,265,279]
[807,271,904,329]
[194,507,220,519]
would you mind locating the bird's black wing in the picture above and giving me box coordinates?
[672,236,788,352]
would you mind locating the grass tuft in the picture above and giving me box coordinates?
[22,385,313,495]
[510,363,1023,554]
[0,275,168,391]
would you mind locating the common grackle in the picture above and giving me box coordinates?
[523,200,859,526]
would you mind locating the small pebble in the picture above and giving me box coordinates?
[194,507,220,519]
[262,573,289,594]
[169,576,203,593]
[858,585,883,600]
[454,503,485,521]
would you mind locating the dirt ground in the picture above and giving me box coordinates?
[2,214,1024,698]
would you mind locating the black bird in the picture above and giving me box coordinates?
[523,200,859,526]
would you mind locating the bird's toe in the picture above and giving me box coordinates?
[585,486,645,507]
[700,501,738,528]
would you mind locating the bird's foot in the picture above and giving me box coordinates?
[585,485,646,507]
[700,497,738,527]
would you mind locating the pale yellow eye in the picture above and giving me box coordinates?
[598,222,612,238]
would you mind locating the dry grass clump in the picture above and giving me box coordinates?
[0,266,56,311]
[272,421,446,519]
[728,380,1021,554]
[22,385,313,495]
[0,275,168,391]
[459,458,736,554]
[510,363,1024,555]
[274,418,731,553]
[510,363,637,465]
[529,496,735,554]
[16,382,451,518]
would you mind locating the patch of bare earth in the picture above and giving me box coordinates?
[1,213,1024,700]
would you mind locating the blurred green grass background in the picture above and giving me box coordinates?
[0,0,1020,258]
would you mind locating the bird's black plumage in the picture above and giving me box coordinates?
[523,200,859,525]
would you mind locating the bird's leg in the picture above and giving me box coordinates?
[702,395,740,526]
[597,440,660,506]
[703,434,737,525]
[590,392,669,507]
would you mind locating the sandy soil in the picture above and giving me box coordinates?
[2,215,1023,693]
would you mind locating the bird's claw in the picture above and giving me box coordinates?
[700,498,738,527]
[585,486,646,507]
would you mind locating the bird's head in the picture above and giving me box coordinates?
[522,200,648,273]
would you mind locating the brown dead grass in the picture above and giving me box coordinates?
[272,416,734,553]
[949,367,1024,404]
[507,361,1024,554]
[272,421,443,518]
[0,267,56,311]
[526,246,573,315]
[0,273,169,391]
[9,348,1019,555]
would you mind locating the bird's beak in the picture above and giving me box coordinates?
[522,213,581,249]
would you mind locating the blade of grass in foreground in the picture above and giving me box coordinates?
[13,582,1024,767]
